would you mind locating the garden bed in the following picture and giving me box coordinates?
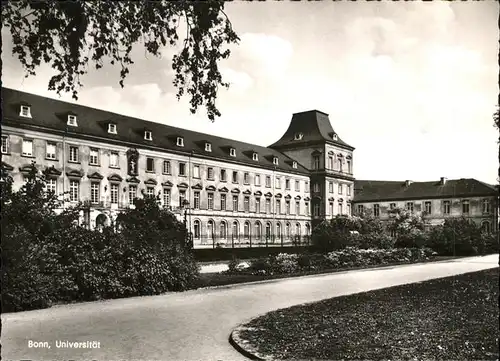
[236,268,499,360]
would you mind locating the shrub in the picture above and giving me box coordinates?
[297,254,312,270]
[272,253,299,274]
[227,257,240,274]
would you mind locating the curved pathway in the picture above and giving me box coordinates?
[2,255,497,361]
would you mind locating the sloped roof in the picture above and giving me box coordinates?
[353,179,498,202]
[1,87,309,175]
[269,110,354,150]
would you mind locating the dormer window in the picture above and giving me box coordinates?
[273,157,279,165]
[176,137,184,147]
[205,142,212,152]
[292,161,297,169]
[67,114,78,127]
[144,130,152,141]
[332,133,338,140]
[294,132,303,140]
[230,148,236,157]
[108,123,117,134]
[20,105,31,118]
[252,152,259,161]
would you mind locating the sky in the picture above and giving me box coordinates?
[2,1,498,184]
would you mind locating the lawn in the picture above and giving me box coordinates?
[237,268,499,360]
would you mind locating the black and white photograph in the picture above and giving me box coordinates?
[1,1,498,360]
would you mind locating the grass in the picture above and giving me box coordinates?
[194,256,461,289]
[237,268,499,360]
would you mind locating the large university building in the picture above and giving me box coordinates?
[1,87,497,249]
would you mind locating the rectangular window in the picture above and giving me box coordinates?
[462,200,470,215]
[179,190,186,206]
[347,203,351,216]
[207,167,214,180]
[329,202,334,215]
[22,139,33,156]
[256,198,261,213]
[295,201,300,215]
[109,152,119,168]
[347,160,352,173]
[129,185,137,204]
[90,182,100,203]
[313,155,320,169]
[313,183,320,193]
[146,187,155,198]
[163,188,171,208]
[347,185,351,196]
[338,202,343,215]
[305,202,309,216]
[89,148,99,165]
[193,165,200,178]
[69,180,79,202]
[373,204,380,217]
[1,136,9,154]
[266,198,271,213]
[220,194,226,211]
[179,162,186,176]
[244,172,250,184]
[295,180,300,191]
[285,179,290,190]
[482,199,491,214]
[265,176,271,187]
[208,193,214,210]
[443,200,451,215]
[110,184,119,204]
[406,202,414,212]
[220,169,227,181]
[329,181,333,193]
[286,200,290,215]
[424,201,432,214]
[163,160,171,174]
[232,171,238,183]
[276,200,281,214]
[69,146,79,162]
[46,142,57,159]
[194,191,200,210]
[338,157,343,172]
[46,179,57,194]
[305,181,309,193]
[20,105,31,117]
[338,184,343,195]
[255,174,261,186]
[357,205,364,214]
[328,156,334,169]
[313,203,320,216]
[244,196,250,212]
[275,177,281,189]
[232,195,239,211]
[146,157,155,172]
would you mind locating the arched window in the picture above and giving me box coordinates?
[232,221,239,239]
[255,222,262,239]
[193,220,201,239]
[285,223,291,239]
[482,221,491,234]
[244,221,250,239]
[296,223,301,236]
[265,222,272,240]
[95,213,109,231]
[207,220,214,239]
[276,223,282,239]
[305,223,311,236]
[220,221,227,239]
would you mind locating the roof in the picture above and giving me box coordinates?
[353,179,498,202]
[269,110,355,151]
[1,87,309,175]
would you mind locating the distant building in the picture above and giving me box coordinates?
[353,178,498,233]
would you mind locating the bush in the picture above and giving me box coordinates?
[272,253,299,274]
[297,254,312,270]
[228,257,240,274]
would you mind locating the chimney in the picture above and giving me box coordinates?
[405,180,412,187]
[440,177,447,185]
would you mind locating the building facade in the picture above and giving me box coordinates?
[2,87,496,250]
[353,178,499,233]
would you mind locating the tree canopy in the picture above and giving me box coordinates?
[2,1,239,120]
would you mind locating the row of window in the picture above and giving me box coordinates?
[312,154,352,173]
[358,199,492,216]
[44,178,312,215]
[3,137,307,189]
[328,201,352,216]
[316,181,352,196]
[192,219,311,240]
[11,107,295,166]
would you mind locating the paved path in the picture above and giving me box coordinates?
[2,255,497,361]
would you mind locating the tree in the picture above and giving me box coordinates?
[2,1,239,121]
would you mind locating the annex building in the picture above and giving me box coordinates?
[1,87,497,249]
